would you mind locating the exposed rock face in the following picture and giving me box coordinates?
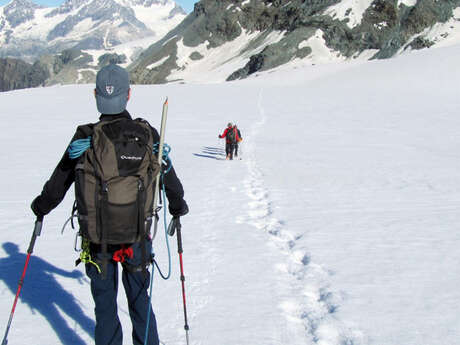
[230,0,460,78]
[129,0,460,83]
[98,53,127,66]
[0,58,49,91]
[0,47,133,91]
[37,49,97,85]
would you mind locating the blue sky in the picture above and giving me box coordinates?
[176,0,197,12]
[0,0,198,13]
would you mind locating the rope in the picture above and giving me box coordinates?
[68,137,91,159]
[152,176,172,280]
[68,139,172,165]
[150,141,173,280]
[153,143,172,174]
[145,166,173,345]
[80,239,101,274]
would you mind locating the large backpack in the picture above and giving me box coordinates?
[226,127,236,143]
[74,118,160,250]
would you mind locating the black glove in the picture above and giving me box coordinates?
[169,200,189,218]
[31,196,45,220]
[167,201,188,236]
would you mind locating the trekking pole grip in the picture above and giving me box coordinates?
[176,221,183,254]
[27,217,43,254]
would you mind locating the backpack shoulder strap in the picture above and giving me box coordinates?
[133,117,150,124]
[134,117,160,143]
[73,123,95,140]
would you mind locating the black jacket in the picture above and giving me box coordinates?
[32,110,188,217]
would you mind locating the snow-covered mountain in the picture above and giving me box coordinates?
[0,0,186,61]
[130,0,460,84]
[4,0,460,90]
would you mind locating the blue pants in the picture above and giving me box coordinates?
[85,244,159,345]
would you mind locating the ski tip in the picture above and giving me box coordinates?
[164,97,169,105]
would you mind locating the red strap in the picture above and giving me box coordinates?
[124,247,134,259]
[112,246,134,263]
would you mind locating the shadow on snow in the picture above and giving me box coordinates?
[193,146,226,160]
[0,242,94,344]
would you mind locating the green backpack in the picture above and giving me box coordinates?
[226,127,236,143]
[74,118,160,249]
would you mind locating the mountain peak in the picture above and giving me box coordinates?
[3,0,44,28]
[5,0,43,8]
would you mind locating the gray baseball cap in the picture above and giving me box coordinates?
[95,64,130,114]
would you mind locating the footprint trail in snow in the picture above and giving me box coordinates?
[236,89,367,345]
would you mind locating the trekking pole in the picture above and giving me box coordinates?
[2,217,43,345]
[177,222,190,345]
[167,217,190,345]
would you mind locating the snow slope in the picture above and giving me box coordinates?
[0,43,460,345]
[324,0,374,28]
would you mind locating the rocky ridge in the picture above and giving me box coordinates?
[129,0,460,83]
[0,58,49,91]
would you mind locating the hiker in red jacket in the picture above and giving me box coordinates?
[218,122,239,160]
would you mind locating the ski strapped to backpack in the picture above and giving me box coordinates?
[68,116,161,277]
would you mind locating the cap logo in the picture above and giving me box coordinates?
[106,85,114,95]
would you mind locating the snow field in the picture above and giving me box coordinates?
[249,45,460,345]
[0,42,460,345]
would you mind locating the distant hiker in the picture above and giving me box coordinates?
[30,64,189,345]
[233,124,243,158]
[218,122,240,160]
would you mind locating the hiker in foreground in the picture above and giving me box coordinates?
[30,64,189,345]
[218,122,239,160]
[233,124,243,159]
